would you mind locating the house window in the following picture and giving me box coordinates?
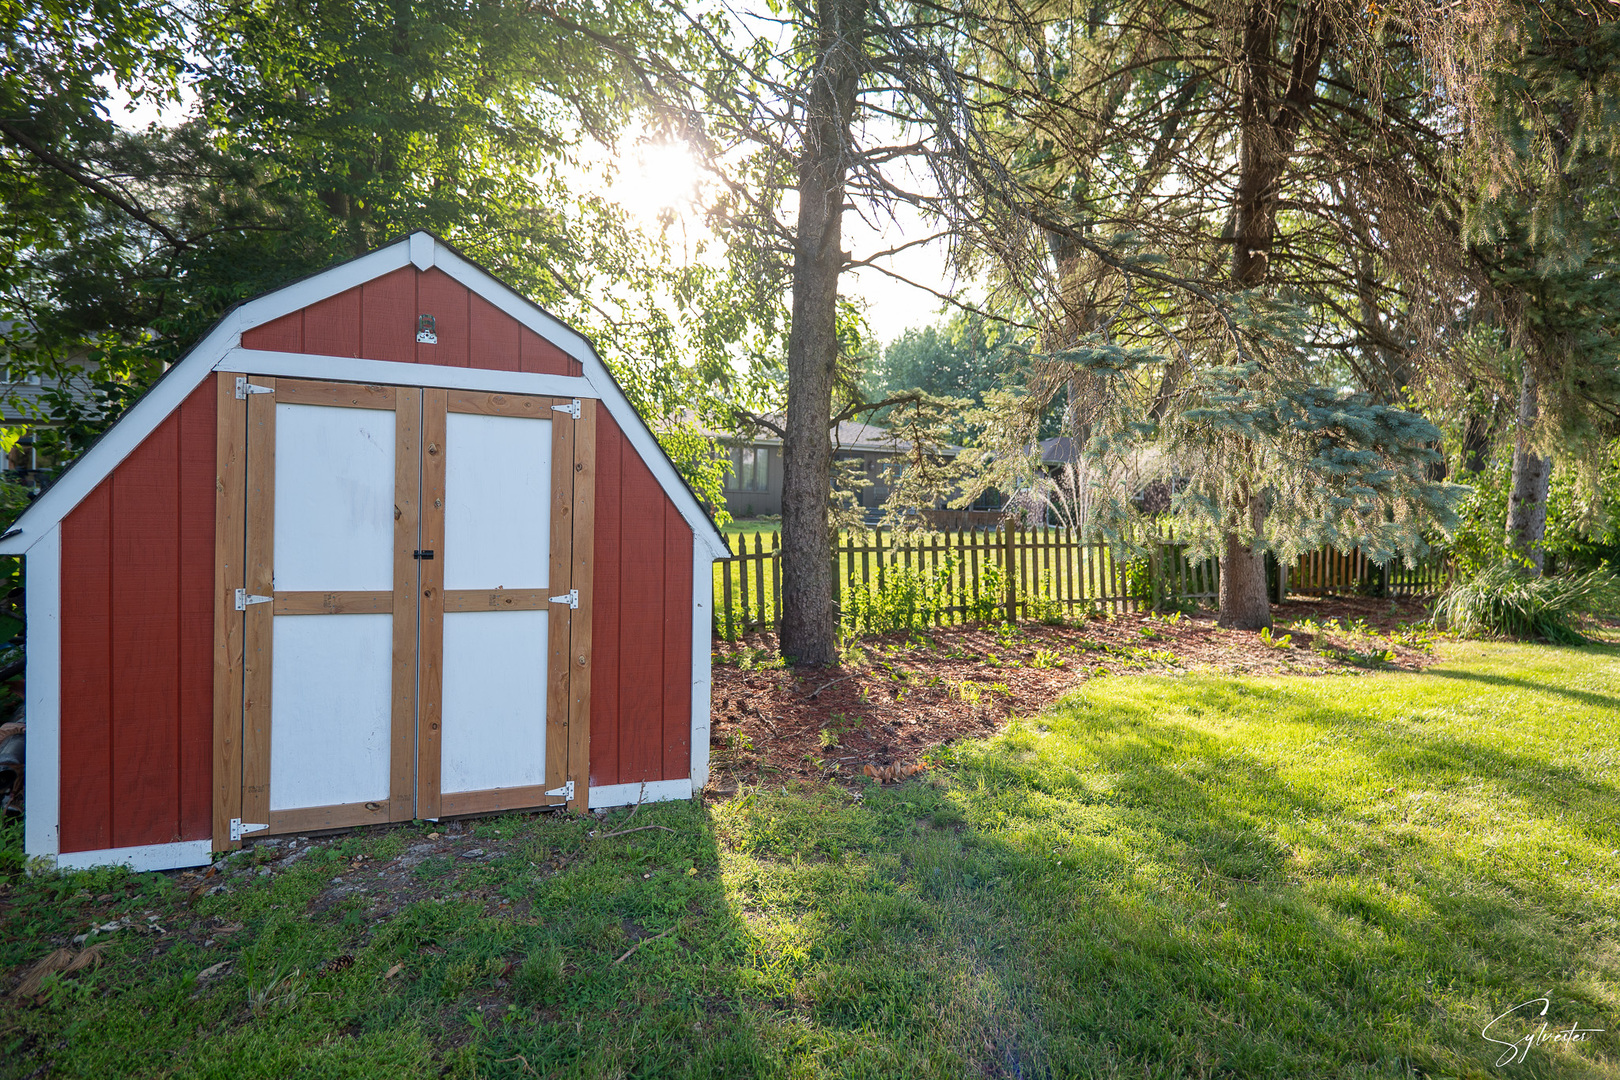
[730,445,769,492]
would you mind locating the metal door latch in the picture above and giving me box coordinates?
[548,589,579,609]
[235,377,274,399]
[545,781,574,800]
[413,549,435,560]
[552,399,581,419]
[234,588,272,610]
[230,818,269,841]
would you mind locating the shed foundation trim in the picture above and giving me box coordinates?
[588,779,693,810]
[54,840,214,873]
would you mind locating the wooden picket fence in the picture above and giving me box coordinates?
[713,527,1448,638]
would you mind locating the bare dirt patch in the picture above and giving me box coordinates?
[709,595,1439,790]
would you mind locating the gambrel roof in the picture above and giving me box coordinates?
[0,232,727,559]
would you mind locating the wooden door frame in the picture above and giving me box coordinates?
[215,377,422,846]
[423,390,593,817]
[213,378,595,850]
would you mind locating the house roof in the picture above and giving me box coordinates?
[727,416,963,457]
[0,231,729,558]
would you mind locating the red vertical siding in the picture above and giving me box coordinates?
[176,389,216,841]
[302,288,363,357]
[415,268,469,367]
[59,485,113,852]
[590,418,623,788]
[617,443,666,783]
[469,294,521,371]
[58,379,217,853]
[241,312,301,352]
[237,267,584,377]
[588,412,693,787]
[662,515,693,779]
[361,267,417,363]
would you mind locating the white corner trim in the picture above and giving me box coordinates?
[587,779,693,810]
[690,544,714,793]
[54,839,213,873]
[0,312,245,555]
[223,349,595,400]
[409,232,436,271]
[234,242,413,333]
[24,525,60,861]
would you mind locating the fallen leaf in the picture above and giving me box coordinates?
[196,961,230,981]
[385,963,404,980]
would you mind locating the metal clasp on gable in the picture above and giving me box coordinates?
[545,781,574,800]
[548,589,579,609]
[235,377,274,399]
[234,588,272,610]
[552,399,581,419]
[230,818,269,841]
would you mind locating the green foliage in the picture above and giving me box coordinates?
[655,419,730,526]
[842,555,958,637]
[1433,563,1620,644]
[861,312,1019,444]
[964,562,1004,624]
[1448,445,1620,577]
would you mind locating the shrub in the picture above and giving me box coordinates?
[1433,564,1620,644]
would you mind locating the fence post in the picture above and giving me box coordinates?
[1002,526,1017,623]
[1149,534,1163,611]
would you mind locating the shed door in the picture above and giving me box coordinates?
[218,376,594,848]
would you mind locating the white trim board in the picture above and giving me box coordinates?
[690,544,714,794]
[54,840,214,873]
[24,525,60,861]
[0,232,727,559]
[587,779,693,810]
[225,349,594,400]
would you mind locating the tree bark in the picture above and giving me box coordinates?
[1217,497,1272,630]
[1218,0,1327,629]
[1505,365,1553,574]
[778,0,867,667]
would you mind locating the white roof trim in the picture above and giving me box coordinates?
[0,233,728,559]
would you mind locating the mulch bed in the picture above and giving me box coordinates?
[708,595,1440,792]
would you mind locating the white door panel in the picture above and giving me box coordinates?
[440,609,549,794]
[444,412,551,590]
[269,613,393,811]
[274,403,396,592]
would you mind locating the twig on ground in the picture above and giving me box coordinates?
[805,673,858,699]
[612,926,675,966]
[595,824,676,839]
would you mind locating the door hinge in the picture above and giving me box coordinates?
[545,781,574,800]
[230,818,269,841]
[234,588,273,610]
[552,399,581,419]
[235,377,274,399]
[548,589,579,609]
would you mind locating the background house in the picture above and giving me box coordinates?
[719,419,972,521]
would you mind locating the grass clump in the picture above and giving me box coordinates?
[1433,562,1619,643]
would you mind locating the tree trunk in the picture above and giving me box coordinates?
[778,0,866,667]
[1218,497,1272,630]
[1505,365,1553,574]
[1217,0,1328,629]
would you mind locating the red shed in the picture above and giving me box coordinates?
[1,232,727,871]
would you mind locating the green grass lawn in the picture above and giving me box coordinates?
[3,641,1617,1078]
